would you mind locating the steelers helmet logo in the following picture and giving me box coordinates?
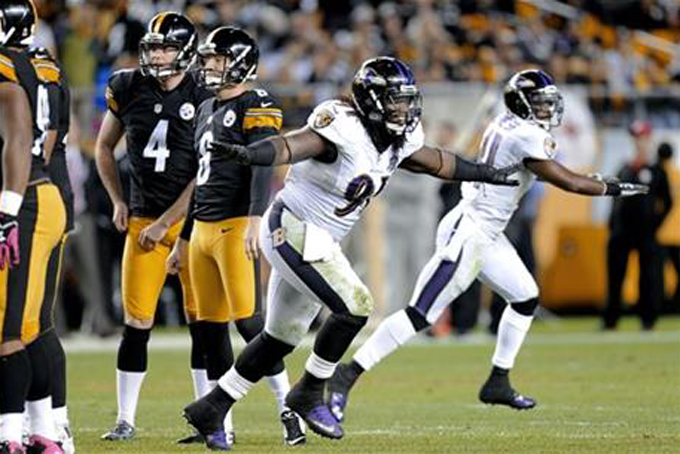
[223,110,236,127]
[179,102,195,121]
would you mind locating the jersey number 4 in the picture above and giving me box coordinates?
[143,120,170,172]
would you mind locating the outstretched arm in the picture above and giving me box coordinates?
[399,145,518,185]
[525,158,647,196]
[207,126,331,166]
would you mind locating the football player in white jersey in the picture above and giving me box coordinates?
[183,56,520,448]
[325,69,650,426]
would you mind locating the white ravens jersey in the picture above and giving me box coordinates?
[461,111,557,237]
[279,99,425,241]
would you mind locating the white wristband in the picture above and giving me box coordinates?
[0,190,23,216]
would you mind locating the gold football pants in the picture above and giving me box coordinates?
[0,183,65,343]
[189,217,260,323]
[122,217,197,323]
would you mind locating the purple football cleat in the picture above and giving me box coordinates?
[183,395,231,451]
[296,404,343,440]
[203,431,230,451]
[328,391,348,423]
[286,385,344,440]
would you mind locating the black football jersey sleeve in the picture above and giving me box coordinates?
[191,89,281,221]
[105,69,212,217]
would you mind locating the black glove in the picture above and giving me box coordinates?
[0,213,20,270]
[604,181,649,197]
[206,140,251,165]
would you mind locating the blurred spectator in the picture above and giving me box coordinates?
[657,143,680,309]
[603,122,673,331]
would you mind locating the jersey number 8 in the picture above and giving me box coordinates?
[196,131,213,185]
[31,85,50,157]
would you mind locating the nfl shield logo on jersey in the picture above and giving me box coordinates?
[180,102,195,121]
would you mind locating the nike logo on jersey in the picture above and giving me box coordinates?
[220,227,234,234]
[261,102,273,108]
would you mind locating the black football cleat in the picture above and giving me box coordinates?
[479,372,536,410]
[176,430,205,444]
[286,383,343,440]
[183,397,231,451]
[281,409,306,445]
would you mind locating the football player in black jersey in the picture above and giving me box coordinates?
[31,45,75,454]
[0,1,67,453]
[94,12,211,442]
[167,26,304,449]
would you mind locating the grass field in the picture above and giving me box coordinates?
[67,316,680,453]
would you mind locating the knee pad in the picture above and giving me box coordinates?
[405,306,430,332]
[117,325,151,372]
[235,315,264,343]
[512,298,539,316]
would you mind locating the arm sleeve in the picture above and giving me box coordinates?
[244,93,281,215]
[248,165,273,216]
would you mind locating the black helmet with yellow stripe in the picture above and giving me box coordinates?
[0,0,38,47]
[139,11,197,79]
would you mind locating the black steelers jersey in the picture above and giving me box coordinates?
[192,89,282,221]
[106,69,212,217]
[46,73,73,232]
[0,47,58,186]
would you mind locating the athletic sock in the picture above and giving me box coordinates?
[116,370,146,426]
[353,310,417,371]
[492,306,533,369]
[265,370,291,414]
[191,369,210,399]
[27,396,56,440]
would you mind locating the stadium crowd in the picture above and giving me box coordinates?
[30,0,680,334]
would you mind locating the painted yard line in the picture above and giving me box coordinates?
[63,329,680,353]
